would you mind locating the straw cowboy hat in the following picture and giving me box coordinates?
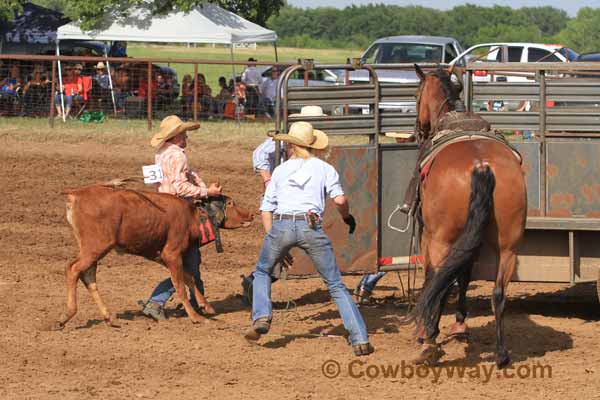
[289,105,327,118]
[150,115,200,148]
[94,62,106,70]
[272,121,328,150]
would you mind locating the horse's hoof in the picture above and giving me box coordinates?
[413,343,444,365]
[449,322,467,336]
[496,352,511,369]
[416,325,427,343]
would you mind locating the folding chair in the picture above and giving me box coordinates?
[72,76,93,118]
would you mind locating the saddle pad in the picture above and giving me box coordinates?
[419,133,522,170]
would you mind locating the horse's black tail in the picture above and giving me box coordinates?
[407,164,495,333]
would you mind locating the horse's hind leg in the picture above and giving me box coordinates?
[492,249,518,368]
[79,263,119,327]
[450,264,473,336]
[414,236,452,364]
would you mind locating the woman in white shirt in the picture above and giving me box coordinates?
[244,121,373,356]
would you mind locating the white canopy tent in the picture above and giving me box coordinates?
[55,3,278,121]
[57,3,277,44]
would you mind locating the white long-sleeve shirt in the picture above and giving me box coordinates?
[260,157,344,216]
[252,138,286,173]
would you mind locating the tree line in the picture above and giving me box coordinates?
[267,4,600,54]
[2,2,599,54]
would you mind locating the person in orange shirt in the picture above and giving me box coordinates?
[55,64,84,119]
[138,74,158,98]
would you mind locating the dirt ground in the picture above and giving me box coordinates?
[1,135,599,400]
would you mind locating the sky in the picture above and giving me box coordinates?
[285,0,598,17]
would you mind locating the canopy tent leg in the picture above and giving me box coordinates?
[103,47,117,116]
[230,46,240,125]
[55,41,66,123]
[274,42,279,62]
[193,63,198,122]
[147,61,152,131]
[49,60,56,128]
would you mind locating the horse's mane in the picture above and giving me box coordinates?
[428,68,461,105]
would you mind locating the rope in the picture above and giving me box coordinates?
[392,204,420,317]
[272,266,333,316]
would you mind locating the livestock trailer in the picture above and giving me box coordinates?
[275,59,600,302]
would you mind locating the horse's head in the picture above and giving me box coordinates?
[414,64,464,142]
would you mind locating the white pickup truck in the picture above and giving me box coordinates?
[449,42,579,82]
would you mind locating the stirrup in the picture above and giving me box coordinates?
[399,203,412,214]
[387,204,413,233]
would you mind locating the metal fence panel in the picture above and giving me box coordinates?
[472,82,540,101]
[546,139,600,217]
[379,143,419,259]
[287,146,379,277]
[512,141,541,215]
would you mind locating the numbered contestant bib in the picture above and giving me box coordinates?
[142,164,164,184]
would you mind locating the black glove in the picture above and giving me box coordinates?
[343,214,356,234]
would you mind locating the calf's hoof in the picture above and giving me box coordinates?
[188,312,206,324]
[105,315,121,328]
[201,304,216,315]
[44,320,65,331]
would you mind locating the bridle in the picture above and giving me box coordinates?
[415,72,462,144]
[414,75,452,144]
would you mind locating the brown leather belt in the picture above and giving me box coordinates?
[273,213,309,221]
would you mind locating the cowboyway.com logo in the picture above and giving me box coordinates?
[321,359,552,383]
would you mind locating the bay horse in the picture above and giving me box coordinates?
[408,65,527,367]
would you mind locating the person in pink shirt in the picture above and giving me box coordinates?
[142,115,221,321]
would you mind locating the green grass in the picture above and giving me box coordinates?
[0,116,371,147]
[127,43,361,89]
[0,117,274,148]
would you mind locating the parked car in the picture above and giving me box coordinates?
[349,35,464,113]
[240,64,341,87]
[450,42,578,83]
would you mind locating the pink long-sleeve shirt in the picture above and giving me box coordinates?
[155,143,208,199]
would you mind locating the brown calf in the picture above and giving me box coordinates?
[54,185,250,330]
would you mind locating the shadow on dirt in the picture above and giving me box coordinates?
[437,313,574,367]
[262,282,597,360]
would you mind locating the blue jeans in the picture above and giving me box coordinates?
[55,94,83,108]
[357,272,387,293]
[148,245,204,307]
[252,219,369,345]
